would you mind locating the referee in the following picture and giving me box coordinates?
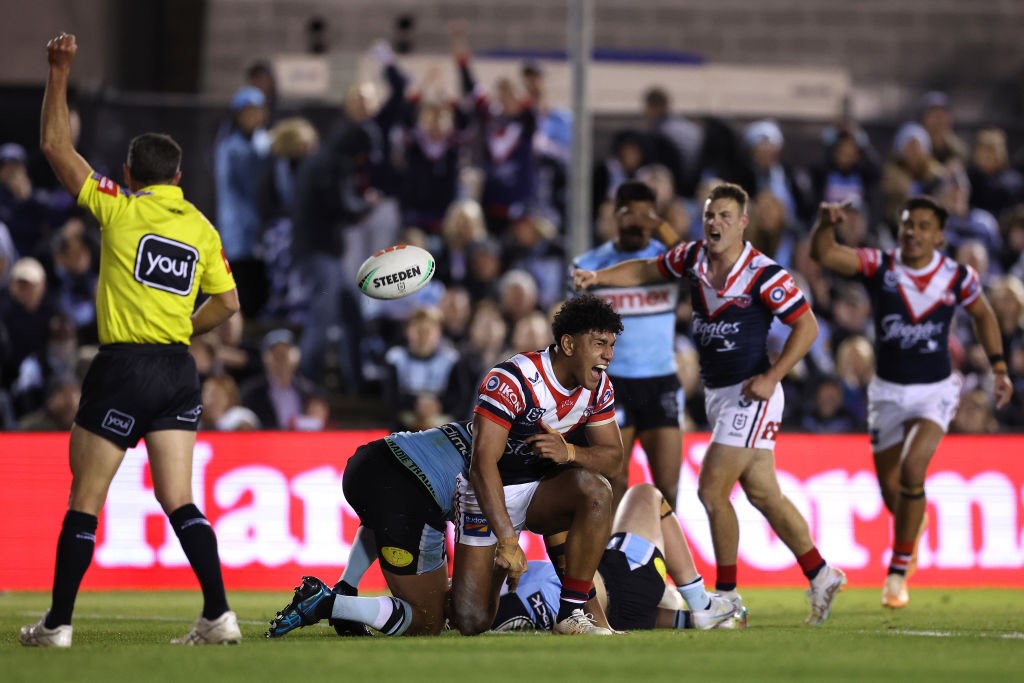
[20,34,242,648]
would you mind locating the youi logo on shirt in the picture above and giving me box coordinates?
[134,234,198,296]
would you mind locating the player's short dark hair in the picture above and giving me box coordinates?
[614,180,656,209]
[552,294,624,341]
[904,195,949,229]
[246,60,273,80]
[707,182,750,215]
[644,87,669,109]
[127,133,181,186]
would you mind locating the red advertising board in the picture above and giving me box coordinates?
[1,431,1021,591]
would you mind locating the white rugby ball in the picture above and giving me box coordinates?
[356,244,436,300]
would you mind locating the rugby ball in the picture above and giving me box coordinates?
[356,244,436,300]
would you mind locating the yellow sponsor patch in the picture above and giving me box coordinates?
[381,546,414,568]
[654,556,667,581]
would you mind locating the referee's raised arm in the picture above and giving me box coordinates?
[40,32,90,198]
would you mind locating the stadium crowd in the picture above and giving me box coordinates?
[2,27,1023,436]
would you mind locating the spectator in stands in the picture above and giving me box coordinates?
[919,91,967,166]
[382,307,468,430]
[437,199,488,287]
[240,328,327,430]
[505,310,553,355]
[463,237,503,304]
[17,372,79,431]
[834,334,874,428]
[459,299,508,395]
[1,257,56,390]
[11,312,77,418]
[497,269,541,331]
[880,123,948,230]
[0,142,68,259]
[829,282,873,353]
[200,374,260,431]
[967,128,1023,220]
[637,164,690,242]
[747,191,798,268]
[812,129,880,228]
[439,286,472,345]
[522,59,570,229]
[987,275,1024,427]
[48,216,98,344]
[451,22,537,235]
[245,60,278,122]
[735,120,815,228]
[950,388,998,434]
[502,212,565,310]
[214,86,271,318]
[260,117,319,323]
[801,374,860,434]
[593,130,647,241]
[998,205,1024,278]
[642,87,703,198]
[937,170,1000,253]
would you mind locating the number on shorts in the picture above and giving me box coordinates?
[761,421,779,441]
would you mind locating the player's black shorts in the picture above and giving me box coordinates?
[599,532,667,630]
[75,343,202,449]
[342,439,448,576]
[610,373,682,432]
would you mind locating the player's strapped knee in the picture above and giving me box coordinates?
[899,481,925,500]
[659,496,674,520]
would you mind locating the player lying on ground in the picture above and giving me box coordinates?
[492,484,743,632]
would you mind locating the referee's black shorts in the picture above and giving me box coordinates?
[75,343,202,449]
[610,373,682,432]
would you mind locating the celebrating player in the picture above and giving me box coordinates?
[572,181,685,508]
[809,197,1012,608]
[574,182,846,627]
[492,484,742,632]
[21,34,241,648]
[450,294,625,636]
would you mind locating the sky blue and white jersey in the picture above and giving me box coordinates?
[573,240,678,378]
[386,420,472,517]
[501,560,561,630]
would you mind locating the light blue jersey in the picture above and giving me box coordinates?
[504,560,561,630]
[573,240,679,378]
[386,421,472,518]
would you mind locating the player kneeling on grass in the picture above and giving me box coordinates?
[266,420,473,638]
[492,484,743,632]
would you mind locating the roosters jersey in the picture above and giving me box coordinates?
[573,240,678,378]
[474,347,616,485]
[856,248,981,384]
[658,241,809,388]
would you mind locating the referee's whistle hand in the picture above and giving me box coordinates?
[47,33,78,68]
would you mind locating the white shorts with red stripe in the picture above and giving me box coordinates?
[705,380,784,452]
[867,374,962,452]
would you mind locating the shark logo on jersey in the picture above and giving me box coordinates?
[134,234,198,296]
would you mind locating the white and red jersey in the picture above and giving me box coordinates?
[857,248,981,384]
[474,347,616,485]
[658,241,810,388]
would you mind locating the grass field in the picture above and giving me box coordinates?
[4,588,1023,683]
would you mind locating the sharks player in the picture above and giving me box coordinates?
[572,181,685,509]
[810,196,1011,609]
[492,484,742,632]
[574,182,846,627]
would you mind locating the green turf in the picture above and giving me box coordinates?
[3,589,1022,683]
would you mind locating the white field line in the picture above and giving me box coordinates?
[17,611,268,627]
[883,629,1024,640]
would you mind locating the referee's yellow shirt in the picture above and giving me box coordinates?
[78,172,236,346]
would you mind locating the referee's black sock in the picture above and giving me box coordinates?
[46,510,98,628]
[169,504,229,620]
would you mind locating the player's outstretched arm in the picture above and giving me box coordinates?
[808,201,860,277]
[966,295,1014,410]
[572,257,664,291]
[40,33,90,198]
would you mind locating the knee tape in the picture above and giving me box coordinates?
[899,481,925,500]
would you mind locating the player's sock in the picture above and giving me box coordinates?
[46,510,98,628]
[888,540,915,576]
[715,564,737,593]
[797,547,826,581]
[545,542,566,581]
[336,526,376,589]
[556,577,592,621]
[169,504,229,620]
[677,575,712,610]
[672,610,693,629]
[332,595,412,636]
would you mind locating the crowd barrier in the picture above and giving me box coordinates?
[2,431,1021,591]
